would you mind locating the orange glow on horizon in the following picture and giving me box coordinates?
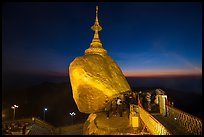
[123,69,202,77]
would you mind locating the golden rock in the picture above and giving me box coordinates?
[69,54,131,113]
[69,6,131,114]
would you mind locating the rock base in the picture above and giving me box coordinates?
[83,111,149,135]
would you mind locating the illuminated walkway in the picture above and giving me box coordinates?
[138,93,202,135]
[28,124,51,135]
[152,114,191,135]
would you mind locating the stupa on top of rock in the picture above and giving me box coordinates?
[69,6,131,114]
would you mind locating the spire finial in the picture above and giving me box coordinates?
[91,5,102,32]
[96,5,98,20]
[95,6,99,23]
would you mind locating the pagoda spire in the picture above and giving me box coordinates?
[85,6,107,55]
[91,6,102,44]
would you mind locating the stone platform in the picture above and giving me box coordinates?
[83,110,150,135]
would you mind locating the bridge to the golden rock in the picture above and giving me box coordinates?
[133,95,202,135]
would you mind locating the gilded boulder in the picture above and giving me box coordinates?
[69,54,131,113]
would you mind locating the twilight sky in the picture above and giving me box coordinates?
[2,2,202,88]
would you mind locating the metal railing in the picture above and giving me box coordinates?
[138,96,172,135]
[166,105,202,135]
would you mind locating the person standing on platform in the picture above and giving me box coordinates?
[105,101,112,119]
[129,94,135,104]
[112,98,117,116]
[117,97,123,117]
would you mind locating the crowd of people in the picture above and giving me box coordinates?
[104,92,138,118]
